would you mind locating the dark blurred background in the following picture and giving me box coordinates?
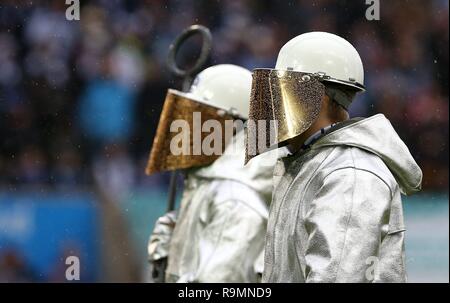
[0,0,448,282]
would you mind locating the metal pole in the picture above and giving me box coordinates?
[164,25,212,212]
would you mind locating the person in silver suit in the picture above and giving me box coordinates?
[246,32,423,283]
[147,64,277,283]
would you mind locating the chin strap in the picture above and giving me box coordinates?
[324,86,353,110]
[310,72,354,110]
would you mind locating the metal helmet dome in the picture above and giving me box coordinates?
[187,64,253,119]
[275,31,365,91]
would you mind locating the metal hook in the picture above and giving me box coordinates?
[166,24,212,91]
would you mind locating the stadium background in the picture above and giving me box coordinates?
[0,0,448,282]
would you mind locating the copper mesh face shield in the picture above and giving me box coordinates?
[146,89,236,175]
[245,69,326,163]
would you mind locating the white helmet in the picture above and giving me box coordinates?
[187,64,252,119]
[275,32,365,91]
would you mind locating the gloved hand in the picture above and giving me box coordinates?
[147,211,177,282]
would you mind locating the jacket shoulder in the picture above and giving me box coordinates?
[317,146,399,195]
[209,179,269,219]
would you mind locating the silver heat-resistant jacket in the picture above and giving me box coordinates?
[164,130,275,282]
[263,114,422,283]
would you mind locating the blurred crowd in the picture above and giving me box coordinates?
[0,0,448,193]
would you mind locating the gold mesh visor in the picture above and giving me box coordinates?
[146,89,235,175]
[245,69,325,163]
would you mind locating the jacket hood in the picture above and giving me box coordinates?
[192,129,277,204]
[312,114,422,195]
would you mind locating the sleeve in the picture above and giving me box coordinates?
[147,211,177,262]
[187,199,267,283]
[147,211,177,283]
[303,167,392,283]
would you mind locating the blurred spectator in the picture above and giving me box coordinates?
[15,145,49,186]
[0,249,38,282]
[51,146,84,188]
[78,77,136,148]
[92,144,136,202]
